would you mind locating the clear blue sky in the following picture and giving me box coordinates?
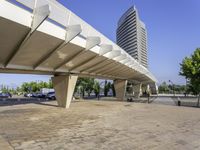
[1,0,200,87]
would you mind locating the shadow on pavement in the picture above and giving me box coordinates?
[0,98,57,107]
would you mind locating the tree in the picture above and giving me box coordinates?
[75,77,94,97]
[16,87,22,95]
[111,83,116,97]
[21,81,52,93]
[1,85,9,93]
[77,78,87,97]
[29,82,39,92]
[180,48,200,106]
[104,80,111,96]
[158,82,170,93]
[93,80,100,97]
[48,79,53,88]
[21,82,30,93]
[85,78,94,97]
[0,80,54,95]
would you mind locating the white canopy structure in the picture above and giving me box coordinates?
[0,0,157,108]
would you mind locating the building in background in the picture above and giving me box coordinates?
[116,6,148,68]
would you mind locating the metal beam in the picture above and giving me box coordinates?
[85,36,101,50]
[54,36,100,71]
[113,54,127,61]
[87,50,121,73]
[118,69,135,77]
[94,61,120,74]
[107,64,141,77]
[89,50,121,74]
[80,44,113,72]
[85,59,111,73]
[106,50,121,59]
[31,4,51,33]
[33,24,82,69]
[69,44,112,71]
[88,60,113,73]
[96,63,122,75]
[70,55,97,72]
[69,55,97,71]
[114,73,134,79]
[98,63,125,75]
[99,44,113,55]
[92,57,141,80]
[97,58,134,74]
[65,25,83,43]
[138,73,150,79]
[95,72,125,80]
[79,72,123,80]
[67,37,101,71]
[92,54,128,75]
[129,63,140,72]
[125,59,133,66]
[120,58,131,64]
[129,71,144,78]
[104,65,132,76]
[4,4,51,67]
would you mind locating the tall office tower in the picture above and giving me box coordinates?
[117,6,148,68]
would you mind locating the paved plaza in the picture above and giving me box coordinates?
[0,98,200,150]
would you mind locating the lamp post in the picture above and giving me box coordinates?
[169,80,175,97]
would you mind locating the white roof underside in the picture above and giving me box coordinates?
[0,0,156,83]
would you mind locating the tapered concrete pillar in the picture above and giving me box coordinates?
[133,83,142,98]
[149,82,158,94]
[142,84,150,94]
[52,75,78,108]
[114,79,127,100]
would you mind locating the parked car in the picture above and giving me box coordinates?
[31,93,38,98]
[0,93,12,98]
[24,93,28,97]
[24,93,33,97]
[8,92,12,98]
[37,93,46,98]
[46,92,56,100]
[25,92,46,99]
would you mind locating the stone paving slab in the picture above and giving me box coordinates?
[0,99,200,150]
[0,136,13,150]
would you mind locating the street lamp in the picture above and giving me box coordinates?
[169,80,175,97]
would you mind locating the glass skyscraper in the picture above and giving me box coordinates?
[117,6,148,68]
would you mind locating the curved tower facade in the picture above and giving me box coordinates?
[117,6,148,68]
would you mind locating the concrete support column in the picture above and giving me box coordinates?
[114,79,127,100]
[133,83,142,98]
[149,82,158,94]
[146,84,150,93]
[142,84,150,95]
[52,74,78,108]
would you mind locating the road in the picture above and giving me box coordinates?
[152,96,176,106]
